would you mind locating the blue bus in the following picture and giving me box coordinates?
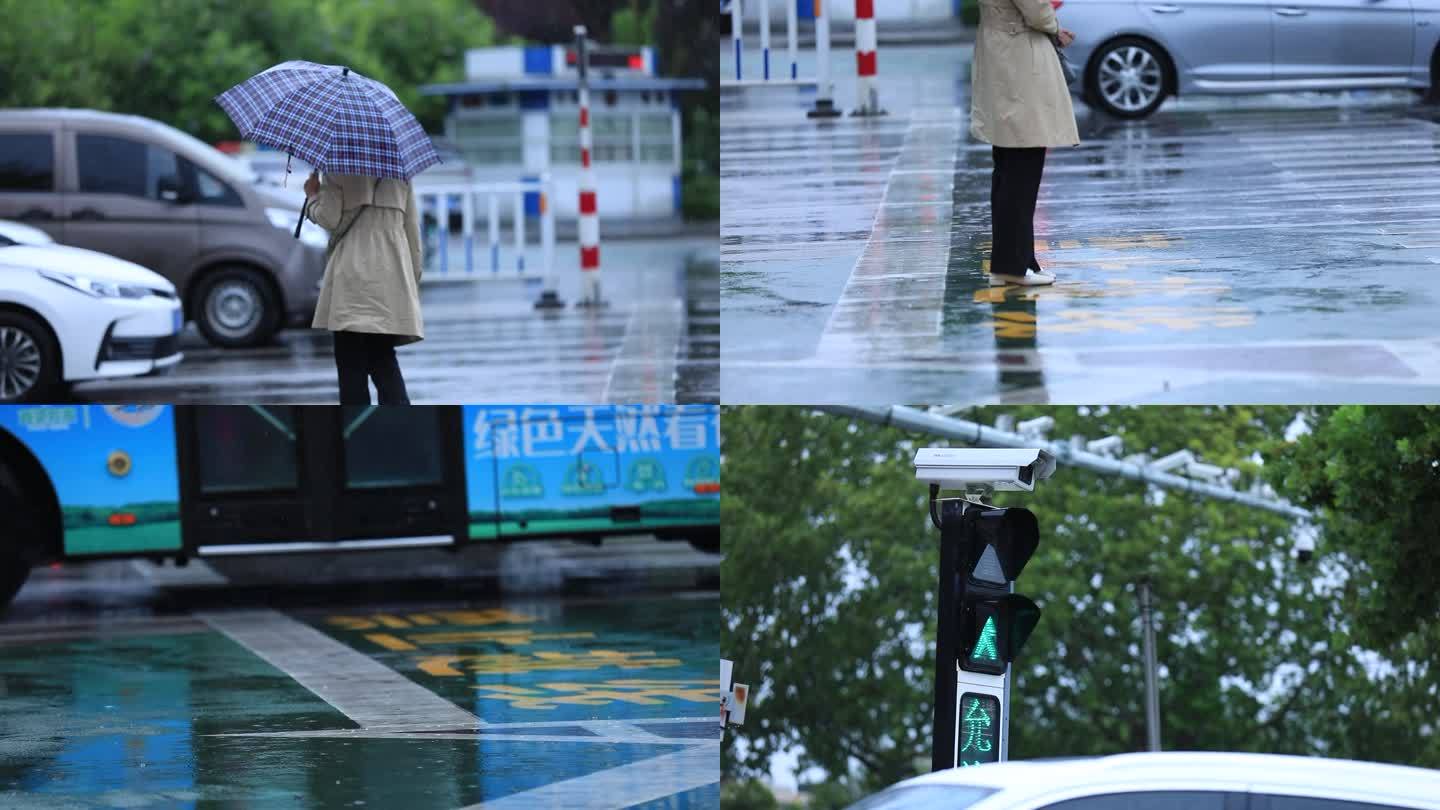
[0,404,721,606]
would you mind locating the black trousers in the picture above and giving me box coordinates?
[333,330,410,405]
[990,145,1048,278]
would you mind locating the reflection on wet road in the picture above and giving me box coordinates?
[722,43,1440,403]
[71,237,718,405]
[0,579,718,808]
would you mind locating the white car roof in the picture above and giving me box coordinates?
[897,753,1440,809]
[0,219,56,245]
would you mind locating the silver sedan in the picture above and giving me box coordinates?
[1061,0,1440,117]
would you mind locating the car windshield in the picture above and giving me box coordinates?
[847,785,998,810]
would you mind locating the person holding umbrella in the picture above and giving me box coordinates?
[216,61,438,404]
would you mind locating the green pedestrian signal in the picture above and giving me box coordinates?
[959,596,1040,675]
[957,693,1000,766]
[968,616,999,667]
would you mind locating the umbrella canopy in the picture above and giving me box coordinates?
[216,60,440,180]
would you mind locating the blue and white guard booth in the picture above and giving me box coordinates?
[420,44,705,222]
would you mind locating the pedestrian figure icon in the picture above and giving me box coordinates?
[969,616,1000,666]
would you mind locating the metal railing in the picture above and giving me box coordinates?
[414,177,556,289]
[722,0,841,117]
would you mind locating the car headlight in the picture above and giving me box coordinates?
[39,270,148,299]
[266,207,330,249]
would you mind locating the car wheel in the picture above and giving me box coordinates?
[1086,37,1171,119]
[194,266,279,348]
[0,311,60,403]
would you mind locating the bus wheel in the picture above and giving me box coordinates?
[0,551,28,610]
[0,462,35,609]
[688,530,720,555]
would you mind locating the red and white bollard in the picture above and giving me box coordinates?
[575,25,603,306]
[853,0,885,116]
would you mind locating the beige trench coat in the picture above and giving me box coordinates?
[970,0,1081,149]
[306,173,424,344]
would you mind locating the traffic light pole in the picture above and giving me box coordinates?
[931,497,966,772]
[1141,581,1162,751]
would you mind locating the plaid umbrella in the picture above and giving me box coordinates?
[215,60,440,183]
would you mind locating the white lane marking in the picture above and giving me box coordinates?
[576,720,675,743]
[198,609,482,730]
[457,743,718,810]
[210,715,714,735]
[815,108,962,361]
[605,301,684,403]
[210,730,708,746]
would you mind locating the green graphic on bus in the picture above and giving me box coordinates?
[683,456,719,489]
[626,458,668,493]
[501,464,544,498]
[561,460,606,496]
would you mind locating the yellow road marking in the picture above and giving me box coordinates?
[327,609,537,631]
[365,633,418,651]
[473,679,719,711]
[417,650,683,677]
[404,630,595,646]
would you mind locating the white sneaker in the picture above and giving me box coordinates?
[990,271,1055,287]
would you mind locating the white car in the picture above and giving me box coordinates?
[0,219,183,401]
[849,752,1440,810]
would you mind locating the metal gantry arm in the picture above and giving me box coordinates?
[826,405,1312,521]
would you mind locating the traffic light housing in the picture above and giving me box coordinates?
[930,482,1048,771]
[957,507,1042,675]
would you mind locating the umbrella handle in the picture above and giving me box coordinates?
[294,198,308,238]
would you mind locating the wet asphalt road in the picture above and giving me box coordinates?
[68,236,718,405]
[0,541,719,808]
[721,44,1440,404]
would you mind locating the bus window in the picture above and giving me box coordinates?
[193,407,299,494]
[340,406,444,490]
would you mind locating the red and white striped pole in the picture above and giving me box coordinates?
[575,25,603,306]
[853,0,885,116]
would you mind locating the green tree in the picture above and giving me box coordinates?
[626,1,717,220]
[1268,406,1440,665]
[722,406,1440,796]
[0,0,497,144]
[610,0,657,45]
[721,778,781,810]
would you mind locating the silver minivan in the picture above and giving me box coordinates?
[1064,0,1440,118]
[0,109,325,347]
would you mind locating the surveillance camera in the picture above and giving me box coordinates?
[1294,529,1316,564]
[913,448,1057,492]
[1295,536,1315,563]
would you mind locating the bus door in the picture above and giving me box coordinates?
[175,406,467,554]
